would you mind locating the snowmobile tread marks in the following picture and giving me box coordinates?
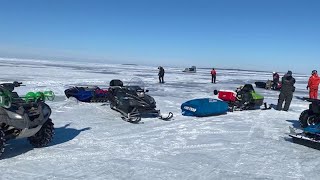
[0,130,5,157]
[28,119,54,148]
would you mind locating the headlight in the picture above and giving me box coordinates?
[7,111,23,119]
[137,92,145,98]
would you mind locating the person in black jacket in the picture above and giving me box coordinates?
[276,71,295,111]
[158,66,165,83]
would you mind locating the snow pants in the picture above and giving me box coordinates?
[211,75,216,83]
[277,91,293,111]
[309,88,318,99]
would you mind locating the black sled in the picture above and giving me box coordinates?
[107,79,173,123]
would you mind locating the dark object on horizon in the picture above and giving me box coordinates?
[183,66,196,73]
[0,82,54,158]
[108,79,173,123]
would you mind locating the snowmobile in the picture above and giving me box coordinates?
[299,98,320,128]
[255,80,281,91]
[214,84,269,112]
[0,81,55,158]
[289,125,320,150]
[107,78,173,123]
[65,86,109,102]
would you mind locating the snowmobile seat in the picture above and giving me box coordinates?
[241,84,254,92]
[110,79,123,87]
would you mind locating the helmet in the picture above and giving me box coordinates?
[312,70,317,75]
[272,72,276,74]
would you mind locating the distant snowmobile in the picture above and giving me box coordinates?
[182,66,196,73]
[107,78,173,123]
[255,80,281,91]
[214,84,270,112]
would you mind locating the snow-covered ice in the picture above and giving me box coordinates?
[0,58,318,180]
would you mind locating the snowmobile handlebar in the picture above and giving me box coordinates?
[14,81,23,87]
[0,81,23,92]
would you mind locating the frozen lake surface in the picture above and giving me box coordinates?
[0,58,318,180]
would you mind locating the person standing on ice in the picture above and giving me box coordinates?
[307,70,320,99]
[272,72,280,90]
[277,70,296,111]
[158,66,165,83]
[211,68,217,83]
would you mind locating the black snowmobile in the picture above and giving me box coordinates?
[0,81,54,158]
[289,98,320,150]
[107,79,173,123]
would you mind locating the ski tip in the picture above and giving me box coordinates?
[289,126,296,134]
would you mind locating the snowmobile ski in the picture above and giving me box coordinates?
[111,106,142,123]
[159,112,173,121]
[289,127,320,150]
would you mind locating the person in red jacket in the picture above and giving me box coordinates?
[307,70,320,99]
[211,68,217,83]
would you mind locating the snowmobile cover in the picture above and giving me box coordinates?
[181,98,228,117]
[64,86,109,102]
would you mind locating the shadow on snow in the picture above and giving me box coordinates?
[1,123,91,159]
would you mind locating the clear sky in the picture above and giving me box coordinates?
[0,0,319,73]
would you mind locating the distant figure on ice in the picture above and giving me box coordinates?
[307,70,320,99]
[211,68,217,83]
[272,72,280,90]
[277,71,296,111]
[158,66,165,83]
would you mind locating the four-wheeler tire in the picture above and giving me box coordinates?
[28,119,54,148]
[299,110,313,128]
[0,130,5,157]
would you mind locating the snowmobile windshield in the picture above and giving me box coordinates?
[127,78,146,97]
[127,78,145,89]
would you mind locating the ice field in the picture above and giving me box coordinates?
[0,58,318,180]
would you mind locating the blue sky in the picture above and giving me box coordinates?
[0,0,319,73]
